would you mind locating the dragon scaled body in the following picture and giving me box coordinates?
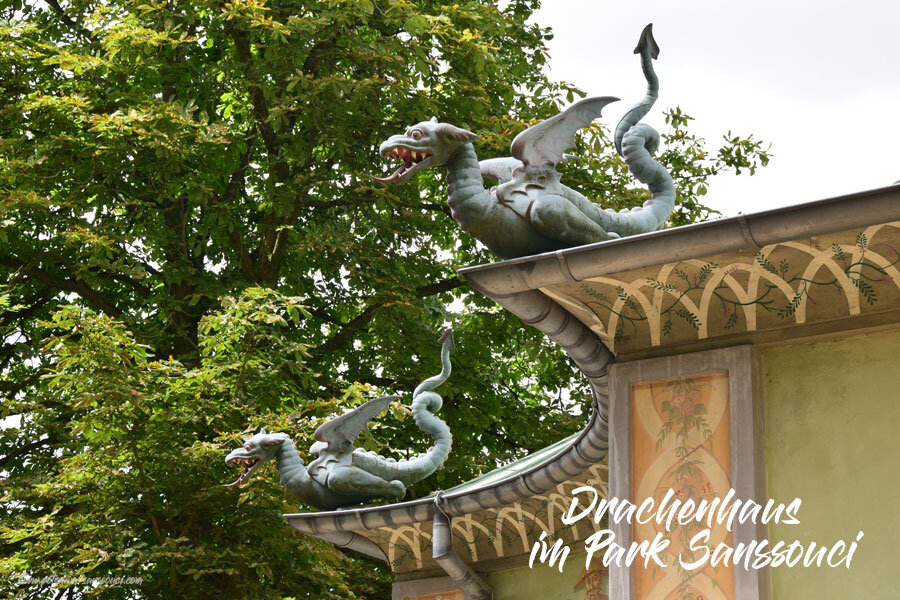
[225,330,455,510]
[376,24,675,259]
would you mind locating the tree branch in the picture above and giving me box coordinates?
[214,134,258,283]
[0,435,57,470]
[0,370,43,397]
[229,26,288,183]
[414,276,465,298]
[229,26,344,285]
[305,306,340,326]
[0,288,54,327]
[295,189,378,210]
[314,304,380,355]
[422,202,452,217]
[228,24,294,285]
[313,276,464,355]
[96,271,153,298]
[0,257,122,317]
[44,0,95,44]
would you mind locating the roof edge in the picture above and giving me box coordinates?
[459,183,900,296]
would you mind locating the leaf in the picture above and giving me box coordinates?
[616,286,637,310]
[755,253,777,275]
[675,308,700,330]
[778,258,789,277]
[662,318,673,336]
[777,290,804,318]
[832,243,846,262]
[648,278,677,292]
[580,284,612,303]
[696,263,717,284]
[851,277,877,305]
[725,312,738,329]
[404,15,429,36]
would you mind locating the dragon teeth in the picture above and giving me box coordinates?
[385,147,429,163]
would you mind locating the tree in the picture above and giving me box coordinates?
[0,1,769,598]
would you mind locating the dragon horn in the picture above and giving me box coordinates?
[434,123,477,143]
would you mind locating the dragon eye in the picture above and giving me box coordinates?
[410,130,423,140]
[244,443,254,451]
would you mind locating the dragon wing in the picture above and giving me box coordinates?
[479,157,523,184]
[313,395,399,451]
[510,96,619,172]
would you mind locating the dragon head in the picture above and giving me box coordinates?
[223,428,288,487]
[375,118,477,184]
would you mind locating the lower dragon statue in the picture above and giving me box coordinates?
[225,329,455,510]
[375,24,674,259]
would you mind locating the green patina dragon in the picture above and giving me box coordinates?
[225,329,454,510]
[376,24,674,259]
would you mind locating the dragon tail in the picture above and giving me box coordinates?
[351,329,454,486]
[598,23,674,237]
[398,328,454,484]
[614,24,660,157]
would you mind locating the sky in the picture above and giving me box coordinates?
[534,0,900,216]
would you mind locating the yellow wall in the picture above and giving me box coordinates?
[763,330,900,599]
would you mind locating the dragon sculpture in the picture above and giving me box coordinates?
[375,24,674,259]
[225,329,455,510]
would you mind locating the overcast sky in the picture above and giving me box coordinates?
[534,0,900,216]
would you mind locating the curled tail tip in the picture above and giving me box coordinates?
[438,327,455,352]
[634,23,660,59]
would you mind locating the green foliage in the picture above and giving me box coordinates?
[3,293,393,599]
[0,0,768,598]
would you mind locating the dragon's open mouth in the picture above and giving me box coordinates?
[224,456,261,487]
[374,145,433,184]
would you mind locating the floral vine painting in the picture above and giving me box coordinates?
[631,372,734,600]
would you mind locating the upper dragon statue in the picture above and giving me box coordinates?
[225,329,455,510]
[375,24,674,259]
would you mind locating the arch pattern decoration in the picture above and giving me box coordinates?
[541,223,900,354]
[361,463,609,574]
